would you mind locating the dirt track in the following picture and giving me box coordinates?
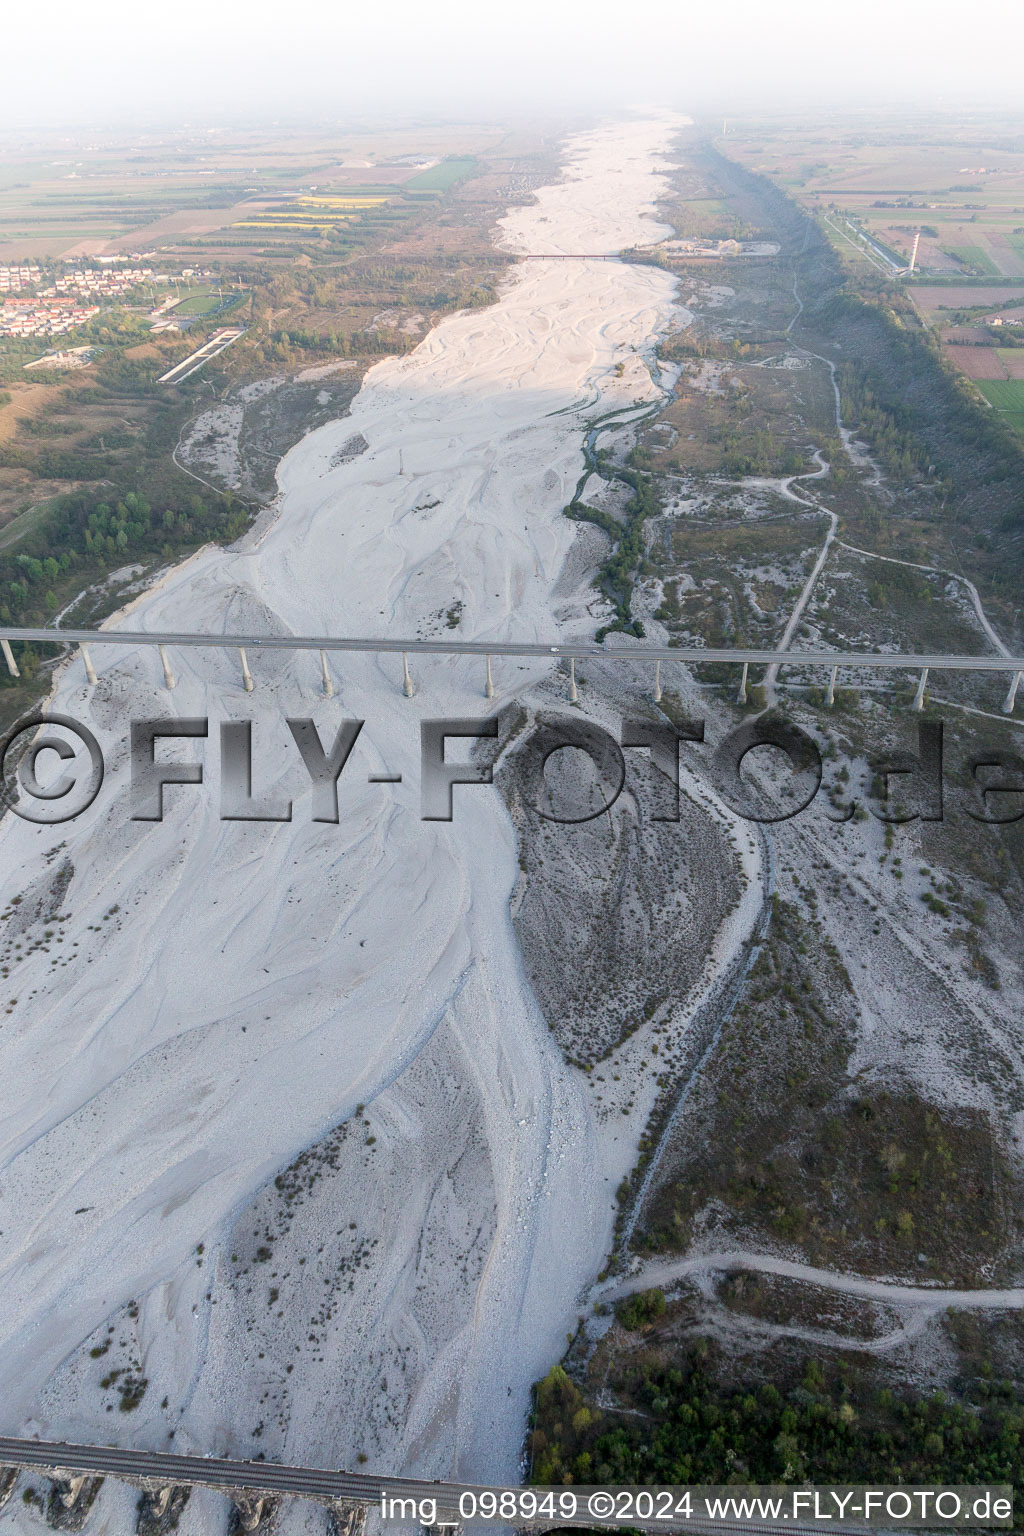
[601,1251,1024,1312]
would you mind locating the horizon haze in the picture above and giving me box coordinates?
[3,0,1024,129]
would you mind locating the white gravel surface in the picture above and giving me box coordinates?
[0,115,769,1520]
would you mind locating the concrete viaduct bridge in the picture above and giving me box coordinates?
[0,1436,885,1536]
[0,626,1021,715]
[0,1434,431,1533]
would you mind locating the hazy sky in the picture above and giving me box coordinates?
[3,0,1023,128]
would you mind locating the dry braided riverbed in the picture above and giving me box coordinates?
[0,115,780,1531]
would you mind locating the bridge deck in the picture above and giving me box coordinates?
[0,1436,881,1535]
[0,626,1020,672]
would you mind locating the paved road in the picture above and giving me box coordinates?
[1,625,1021,672]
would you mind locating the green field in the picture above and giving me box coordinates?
[946,245,1002,276]
[675,197,730,217]
[978,378,1024,408]
[404,157,476,192]
[171,288,227,317]
[977,377,1024,433]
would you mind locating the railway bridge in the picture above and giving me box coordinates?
[0,1436,888,1536]
[0,1435,428,1533]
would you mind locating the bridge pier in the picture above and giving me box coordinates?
[653,658,662,702]
[0,1468,17,1512]
[0,638,19,677]
[568,656,578,703]
[158,644,176,691]
[136,1482,190,1534]
[327,1501,367,1536]
[912,666,929,711]
[825,664,837,708]
[320,649,334,698]
[402,652,415,697]
[48,1473,103,1530]
[484,654,494,699]
[58,1474,91,1509]
[239,647,255,693]
[1003,669,1021,715]
[230,1492,278,1532]
[80,644,98,687]
[736,661,748,705]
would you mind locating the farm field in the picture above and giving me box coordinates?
[944,243,1003,276]
[977,377,1024,409]
[980,376,1024,403]
[875,225,1024,278]
[944,344,1024,380]
[0,125,494,261]
[996,347,1024,376]
[977,376,1024,433]
[910,284,1024,314]
[232,189,426,240]
[844,215,1024,280]
[724,114,1024,278]
[403,156,477,191]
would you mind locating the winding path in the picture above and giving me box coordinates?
[758,278,847,703]
[836,539,1012,660]
[599,1250,1024,1312]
